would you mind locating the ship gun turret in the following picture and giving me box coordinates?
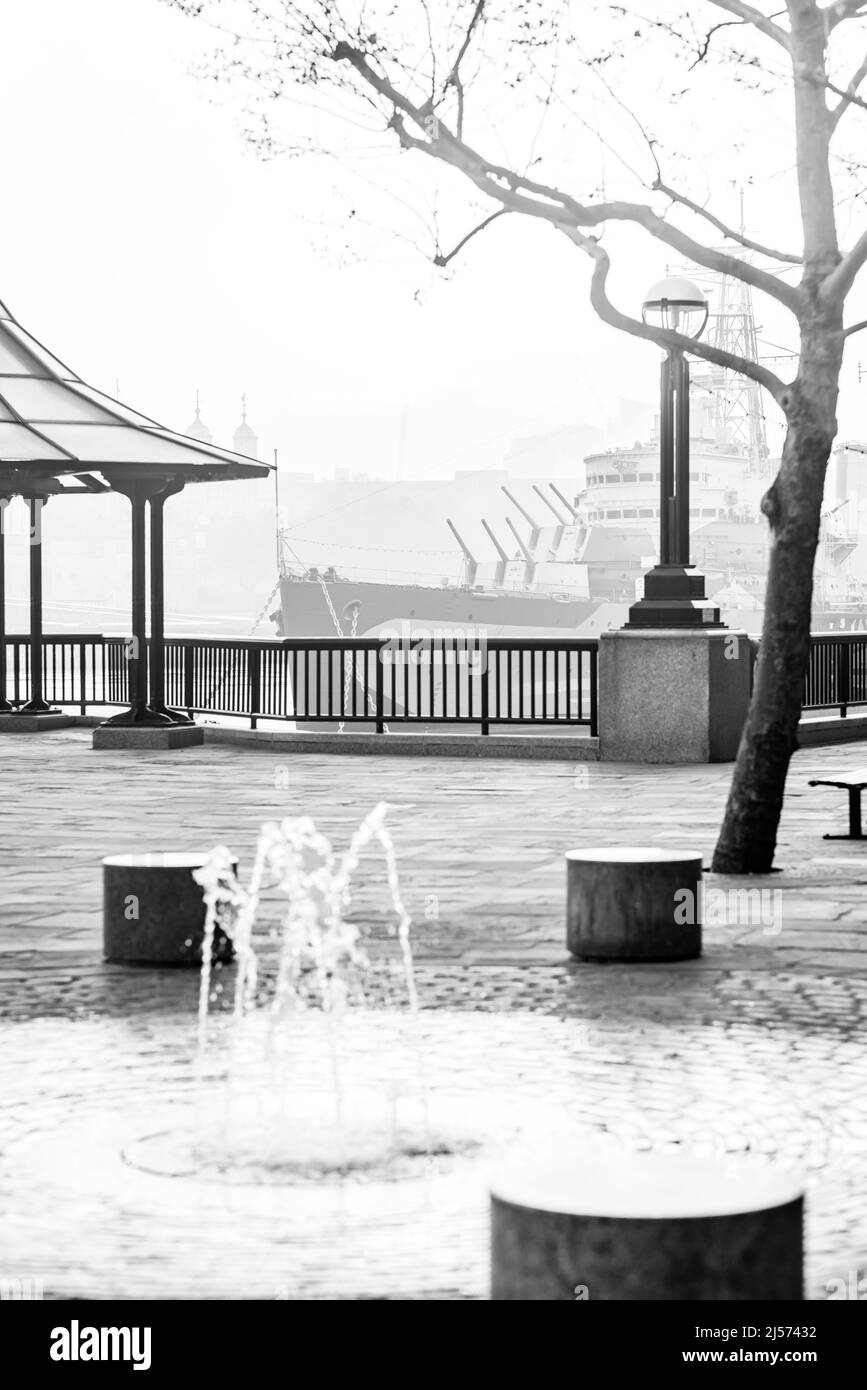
[445,518,478,587]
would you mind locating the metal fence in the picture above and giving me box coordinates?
[3,633,599,736]
[4,634,127,715]
[6,629,865,731]
[803,632,867,717]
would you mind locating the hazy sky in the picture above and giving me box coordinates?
[0,0,864,490]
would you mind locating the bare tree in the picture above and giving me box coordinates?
[168,0,867,873]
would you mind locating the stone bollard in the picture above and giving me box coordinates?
[491,1147,803,1300]
[103,852,235,965]
[566,846,702,962]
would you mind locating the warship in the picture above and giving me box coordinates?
[273,269,867,641]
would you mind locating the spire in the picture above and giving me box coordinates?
[185,389,213,444]
[233,393,258,460]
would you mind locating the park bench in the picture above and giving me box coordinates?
[808,769,867,840]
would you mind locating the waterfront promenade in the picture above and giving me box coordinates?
[1,730,866,1299]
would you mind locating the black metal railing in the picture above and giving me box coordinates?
[9,629,863,732]
[803,632,867,718]
[4,634,128,715]
[3,634,599,736]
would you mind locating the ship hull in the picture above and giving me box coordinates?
[275,575,867,640]
[276,576,607,639]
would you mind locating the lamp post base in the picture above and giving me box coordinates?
[599,627,753,763]
[147,702,196,726]
[624,564,724,629]
[101,705,176,729]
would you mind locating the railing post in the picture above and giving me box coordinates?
[375,641,384,734]
[79,641,87,716]
[838,640,850,718]
[481,652,490,735]
[183,642,195,718]
[589,644,598,738]
[248,644,261,731]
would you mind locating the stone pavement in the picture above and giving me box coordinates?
[1,729,866,1299]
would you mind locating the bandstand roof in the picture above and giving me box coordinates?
[0,298,269,491]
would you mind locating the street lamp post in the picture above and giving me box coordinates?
[626,276,723,628]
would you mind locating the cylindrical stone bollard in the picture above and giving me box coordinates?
[491,1148,803,1300]
[103,852,236,965]
[566,846,702,961]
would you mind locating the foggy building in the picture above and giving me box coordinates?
[233,395,258,460]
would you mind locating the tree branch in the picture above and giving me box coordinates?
[705,0,792,50]
[653,179,802,262]
[558,227,788,404]
[829,51,867,129]
[826,1,867,31]
[564,228,788,398]
[433,209,508,265]
[843,316,867,336]
[330,41,802,314]
[445,0,484,83]
[822,226,867,301]
[441,0,486,140]
[690,20,744,68]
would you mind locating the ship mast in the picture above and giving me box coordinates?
[698,270,771,474]
[668,205,791,476]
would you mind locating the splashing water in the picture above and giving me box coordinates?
[191,802,431,1178]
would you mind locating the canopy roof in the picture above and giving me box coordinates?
[0,298,269,489]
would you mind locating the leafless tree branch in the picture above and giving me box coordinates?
[843,316,867,336]
[432,208,508,265]
[558,225,788,402]
[689,19,745,68]
[822,226,867,300]
[705,0,792,50]
[826,1,867,32]
[829,51,867,128]
[441,0,486,141]
[653,179,802,261]
[330,41,803,315]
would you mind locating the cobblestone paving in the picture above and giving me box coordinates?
[1,729,867,1299]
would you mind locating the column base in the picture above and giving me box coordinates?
[102,705,175,728]
[625,565,724,629]
[93,724,204,750]
[599,628,753,763]
[0,712,73,732]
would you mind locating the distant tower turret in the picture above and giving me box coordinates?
[233,394,258,460]
[186,390,213,444]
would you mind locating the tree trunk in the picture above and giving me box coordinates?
[712,321,842,873]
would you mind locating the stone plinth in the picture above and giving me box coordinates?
[599,628,752,763]
[0,713,73,732]
[567,847,701,961]
[93,724,203,750]
[491,1148,803,1300]
[103,852,235,965]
